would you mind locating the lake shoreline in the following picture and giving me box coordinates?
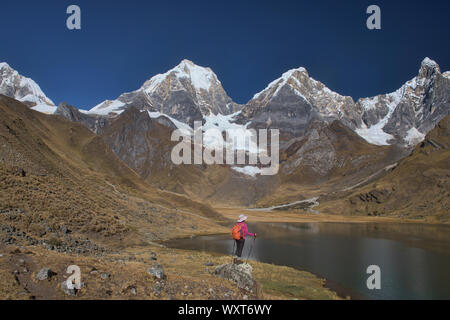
[215,206,450,225]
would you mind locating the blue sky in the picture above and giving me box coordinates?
[1,0,449,109]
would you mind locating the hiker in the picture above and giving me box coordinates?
[232,214,256,264]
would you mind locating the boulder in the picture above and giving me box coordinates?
[100,273,110,280]
[35,268,56,281]
[147,263,165,280]
[213,263,254,292]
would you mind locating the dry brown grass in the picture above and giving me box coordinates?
[318,116,450,223]
[0,243,338,300]
[0,95,227,249]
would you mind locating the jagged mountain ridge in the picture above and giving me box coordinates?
[356,58,450,146]
[88,57,448,148]
[238,57,449,147]
[55,102,109,135]
[2,58,448,148]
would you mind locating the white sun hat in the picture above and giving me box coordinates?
[237,214,248,222]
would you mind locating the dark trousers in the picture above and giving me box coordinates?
[235,239,245,258]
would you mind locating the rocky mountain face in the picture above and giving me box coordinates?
[55,102,109,135]
[356,58,450,146]
[89,59,243,126]
[0,62,56,114]
[279,120,406,185]
[100,107,177,180]
[236,67,361,136]
[53,103,196,182]
[97,107,265,204]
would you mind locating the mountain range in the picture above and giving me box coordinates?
[83,57,449,148]
[0,58,448,211]
[2,58,449,147]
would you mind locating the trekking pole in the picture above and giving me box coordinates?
[231,240,236,263]
[246,236,256,264]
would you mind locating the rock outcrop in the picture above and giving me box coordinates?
[147,263,166,280]
[55,102,110,134]
[35,267,56,281]
[214,263,255,292]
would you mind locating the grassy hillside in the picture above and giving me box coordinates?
[0,95,225,249]
[319,116,450,222]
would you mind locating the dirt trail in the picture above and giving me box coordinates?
[215,205,445,225]
[246,197,319,213]
[342,163,398,191]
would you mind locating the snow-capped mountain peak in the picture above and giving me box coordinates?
[89,59,242,122]
[142,59,220,95]
[417,57,441,83]
[174,59,219,91]
[420,57,440,71]
[0,62,56,114]
[252,67,308,100]
[241,65,359,135]
[250,65,356,119]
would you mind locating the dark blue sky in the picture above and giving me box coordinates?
[1,0,449,109]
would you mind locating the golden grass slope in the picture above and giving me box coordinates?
[319,116,450,222]
[0,95,225,249]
